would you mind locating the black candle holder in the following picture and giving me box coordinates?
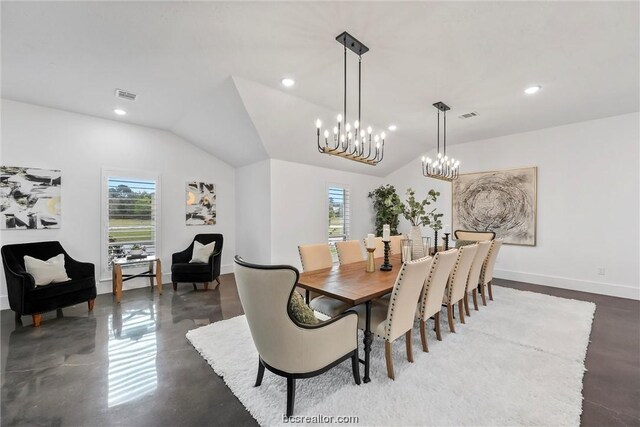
[380,241,392,271]
[443,233,450,251]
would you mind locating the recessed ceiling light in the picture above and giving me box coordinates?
[524,85,541,95]
[113,109,127,116]
[388,125,397,131]
[281,78,295,87]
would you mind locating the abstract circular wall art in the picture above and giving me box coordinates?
[452,167,537,246]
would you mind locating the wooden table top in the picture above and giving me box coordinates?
[297,255,402,305]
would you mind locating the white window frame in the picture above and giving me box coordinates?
[326,183,351,260]
[101,168,161,281]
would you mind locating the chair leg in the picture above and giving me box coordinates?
[215,277,221,285]
[384,340,395,380]
[488,280,494,301]
[254,358,265,387]
[434,312,442,341]
[88,299,95,311]
[464,294,471,317]
[405,330,414,362]
[14,312,21,321]
[192,283,197,291]
[351,351,361,385]
[204,282,209,291]
[420,320,428,352]
[480,284,488,306]
[458,300,466,324]
[32,314,42,327]
[172,282,177,292]
[472,289,479,311]
[286,377,296,417]
[447,304,456,333]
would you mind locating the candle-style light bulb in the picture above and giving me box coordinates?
[355,140,359,147]
[381,132,386,139]
[337,114,342,123]
[333,126,338,135]
[426,157,431,163]
[341,134,345,142]
[437,152,442,159]
[316,119,322,129]
[451,158,455,164]
[376,142,380,149]
[347,131,352,140]
[374,135,379,142]
[367,126,372,134]
[354,120,359,129]
[422,156,426,162]
[346,123,351,132]
[324,130,329,138]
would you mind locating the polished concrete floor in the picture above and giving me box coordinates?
[1,275,638,426]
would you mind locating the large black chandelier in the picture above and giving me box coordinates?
[422,101,460,181]
[315,31,386,166]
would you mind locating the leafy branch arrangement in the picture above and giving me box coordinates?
[368,184,402,236]
[400,188,444,231]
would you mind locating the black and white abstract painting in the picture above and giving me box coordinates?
[0,166,61,229]
[453,167,537,246]
[186,181,216,225]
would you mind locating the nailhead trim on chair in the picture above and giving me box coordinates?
[419,253,440,320]
[445,247,465,304]
[479,241,496,285]
[385,260,415,341]
[297,246,306,271]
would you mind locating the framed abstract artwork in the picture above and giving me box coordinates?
[0,166,62,229]
[452,167,537,246]
[186,181,216,225]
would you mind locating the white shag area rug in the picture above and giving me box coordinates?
[186,286,595,426]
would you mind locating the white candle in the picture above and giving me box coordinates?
[443,225,451,234]
[367,233,375,249]
[382,224,390,241]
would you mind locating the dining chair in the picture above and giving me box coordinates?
[463,241,492,315]
[442,244,478,333]
[335,240,364,265]
[298,243,351,317]
[389,235,403,255]
[352,256,432,380]
[454,230,496,242]
[479,239,503,304]
[363,237,385,258]
[233,256,360,417]
[416,249,458,352]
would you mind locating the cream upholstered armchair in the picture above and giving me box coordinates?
[463,241,492,315]
[353,257,432,380]
[454,230,496,242]
[335,240,364,265]
[479,239,503,303]
[233,256,360,417]
[416,249,457,351]
[298,243,351,317]
[442,244,478,332]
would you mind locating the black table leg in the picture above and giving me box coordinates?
[305,290,310,304]
[363,300,372,383]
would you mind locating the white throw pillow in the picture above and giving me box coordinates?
[24,254,71,286]
[190,241,215,263]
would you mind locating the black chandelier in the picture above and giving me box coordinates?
[315,31,386,166]
[421,102,460,181]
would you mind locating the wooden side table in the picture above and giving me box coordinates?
[112,255,163,303]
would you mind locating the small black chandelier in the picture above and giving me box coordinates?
[422,101,460,181]
[315,31,386,166]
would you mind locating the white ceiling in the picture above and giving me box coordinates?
[2,1,638,176]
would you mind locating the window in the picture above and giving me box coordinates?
[102,172,159,276]
[328,185,350,261]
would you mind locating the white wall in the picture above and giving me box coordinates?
[387,112,640,300]
[269,159,382,268]
[235,159,271,264]
[0,99,236,309]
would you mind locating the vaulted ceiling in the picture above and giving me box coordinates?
[2,1,638,176]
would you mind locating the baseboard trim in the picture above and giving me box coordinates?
[494,269,639,300]
[0,295,8,311]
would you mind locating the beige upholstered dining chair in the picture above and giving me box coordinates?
[389,235,403,255]
[454,230,496,242]
[298,243,350,317]
[416,249,458,352]
[353,256,432,380]
[233,256,360,417]
[335,240,364,265]
[479,239,503,303]
[363,237,385,258]
[442,244,478,333]
[463,241,492,315]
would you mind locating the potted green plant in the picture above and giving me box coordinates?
[368,184,402,237]
[130,244,145,256]
[399,188,443,257]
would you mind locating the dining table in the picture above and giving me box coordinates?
[297,254,403,383]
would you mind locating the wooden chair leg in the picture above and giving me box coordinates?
[32,314,42,327]
[458,300,466,324]
[447,304,456,333]
[254,359,265,387]
[172,282,177,292]
[385,341,395,380]
[488,281,494,301]
[215,277,221,285]
[464,294,471,317]
[472,289,479,310]
[88,299,95,311]
[204,282,209,291]
[434,312,442,341]
[286,377,296,417]
[192,283,197,291]
[420,320,428,352]
[480,284,488,306]
[405,330,414,362]
[351,351,361,385]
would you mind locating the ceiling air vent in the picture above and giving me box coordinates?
[115,89,137,101]
[458,111,479,119]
